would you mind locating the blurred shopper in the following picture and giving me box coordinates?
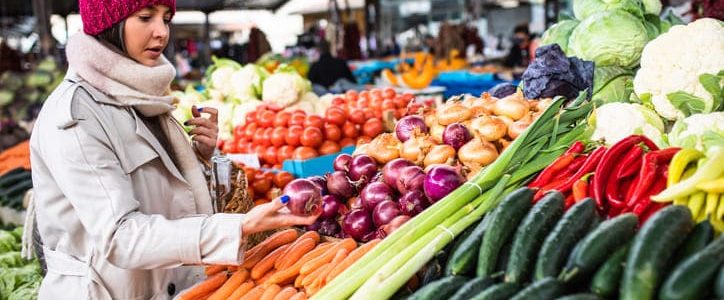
[308,39,356,89]
[246,27,271,63]
[503,23,533,69]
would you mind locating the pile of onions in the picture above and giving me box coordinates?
[423,164,464,203]
[333,153,353,172]
[395,116,428,142]
[342,209,374,241]
[349,154,378,183]
[442,123,472,150]
[470,116,507,142]
[327,171,358,199]
[423,145,456,167]
[282,179,323,216]
[401,135,434,165]
[367,133,401,164]
[359,182,395,211]
[398,190,430,216]
[458,138,499,176]
[437,102,472,125]
[493,95,530,120]
[372,200,401,227]
[396,165,425,194]
[382,158,415,188]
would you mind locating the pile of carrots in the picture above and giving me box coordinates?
[179,229,380,300]
[0,140,30,176]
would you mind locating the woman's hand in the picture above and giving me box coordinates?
[242,195,320,238]
[186,105,218,160]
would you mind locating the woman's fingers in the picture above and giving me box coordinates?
[188,126,216,138]
[197,107,219,123]
[185,117,217,129]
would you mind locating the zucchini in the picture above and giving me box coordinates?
[448,277,496,300]
[716,264,724,299]
[477,187,534,277]
[470,282,522,300]
[506,191,565,283]
[0,168,29,187]
[659,236,724,300]
[510,277,565,300]
[673,219,713,265]
[589,242,630,298]
[560,213,638,283]
[555,293,605,300]
[621,205,694,300]
[407,276,468,300]
[446,215,490,276]
[535,198,598,281]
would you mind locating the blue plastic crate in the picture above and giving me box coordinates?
[282,146,355,178]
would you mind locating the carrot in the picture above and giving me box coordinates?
[306,281,320,297]
[289,292,307,300]
[326,239,380,283]
[228,281,255,300]
[259,284,282,300]
[300,239,356,275]
[266,242,336,286]
[251,244,291,280]
[204,265,227,276]
[208,269,249,300]
[178,272,228,300]
[273,286,298,300]
[0,141,30,175]
[301,262,329,287]
[314,248,348,288]
[275,238,317,270]
[243,229,299,269]
[239,285,265,300]
[228,266,240,272]
[297,231,320,243]
[294,273,305,288]
[256,269,277,285]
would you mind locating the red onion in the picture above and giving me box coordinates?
[308,175,328,195]
[349,154,378,183]
[360,182,396,211]
[321,195,342,219]
[342,209,374,241]
[398,190,430,216]
[382,158,415,188]
[372,200,401,227]
[395,115,428,142]
[442,123,473,150]
[381,215,411,235]
[283,179,323,216]
[326,171,358,199]
[423,164,464,203]
[306,221,322,231]
[318,219,341,236]
[333,153,353,172]
[370,172,384,183]
[396,165,426,194]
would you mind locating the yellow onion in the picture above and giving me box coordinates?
[437,102,472,125]
[470,116,507,142]
[493,94,530,120]
[508,112,534,139]
[423,145,457,167]
[458,138,499,176]
[400,135,434,165]
[367,133,401,164]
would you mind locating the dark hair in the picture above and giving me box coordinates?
[513,24,529,35]
[96,21,126,53]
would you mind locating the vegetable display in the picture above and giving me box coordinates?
[0,227,42,300]
[238,166,294,206]
[0,168,32,212]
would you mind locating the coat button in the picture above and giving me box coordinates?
[167,283,176,296]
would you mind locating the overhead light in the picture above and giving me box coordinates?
[499,0,520,8]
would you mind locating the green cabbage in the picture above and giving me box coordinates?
[568,10,649,68]
[573,0,645,20]
[592,66,635,104]
[641,0,662,15]
[540,20,580,54]
[668,112,724,154]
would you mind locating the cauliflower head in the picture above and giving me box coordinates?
[668,112,724,154]
[633,18,724,121]
[228,64,269,102]
[262,65,312,108]
[591,102,666,146]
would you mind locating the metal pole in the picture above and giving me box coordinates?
[32,0,55,57]
[203,12,211,67]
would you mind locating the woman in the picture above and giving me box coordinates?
[29,1,318,299]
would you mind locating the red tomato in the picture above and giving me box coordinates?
[371,96,383,108]
[222,140,237,154]
[253,144,265,159]
[233,124,245,140]
[370,88,382,99]
[394,95,409,109]
[291,109,307,116]
[383,87,396,99]
[345,90,359,102]
[245,111,257,124]
[325,107,347,126]
[323,124,342,141]
[271,127,287,147]
[285,125,304,146]
[300,127,324,148]
[263,146,278,165]
[277,145,295,163]
[262,127,273,146]
[304,115,325,129]
[342,122,359,139]
[332,97,347,107]
[381,99,396,110]
[252,127,265,145]
[252,173,272,194]
[348,109,366,125]
[273,171,294,188]
[274,111,291,127]
[319,140,341,155]
[362,118,384,137]
[363,108,376,119]
[358,90,370,101]
[293,146,318,160]
[402,93,415,102]
[289,112,306,126]
[356,96,370,109]
[339,137,356,147]
[258,110,276,128]
[244,122,257,139]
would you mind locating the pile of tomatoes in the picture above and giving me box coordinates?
[223,88,421,168]
[240,165,295,206]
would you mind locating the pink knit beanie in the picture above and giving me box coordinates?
[79,0,176,35]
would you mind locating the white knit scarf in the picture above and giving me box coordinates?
[65,32,213,214]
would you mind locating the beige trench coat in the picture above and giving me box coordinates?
[30,76,246,300]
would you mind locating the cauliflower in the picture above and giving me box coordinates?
[591,102,666,146]
[205,58,242,97]
[228,64,269,102]
[633,18,724,121]
[668,112,724,154]
[262,64,312,108]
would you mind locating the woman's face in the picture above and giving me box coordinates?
[123,5,172,67]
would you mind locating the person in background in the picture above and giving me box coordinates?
[503,23,532,69]
[246,27,271,63]
[307,39,356,89]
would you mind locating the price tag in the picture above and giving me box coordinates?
[227,154,261,168]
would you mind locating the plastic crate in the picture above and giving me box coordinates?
[282,146,355,178]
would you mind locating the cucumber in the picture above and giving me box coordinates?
[0,168,30,187]
[505,191,565,283]
[495,240,513,275]
[621,205,694,300]
[470,282,522,300]
[659,236,724,300]
[420,249,448,286]
[589,242,630,298]
[716,264,724,299]
[510,277,565,300]
[407,276,468,300]
[555,293,605,300]
[448,277,496,300]
[535,198,598,281]
[560,213,638,283]
[477,187,534,277]
[0,178,32,198]
[446,215,490,276]
[673,219,714,265]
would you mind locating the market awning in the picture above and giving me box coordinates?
[277,0,365,15]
